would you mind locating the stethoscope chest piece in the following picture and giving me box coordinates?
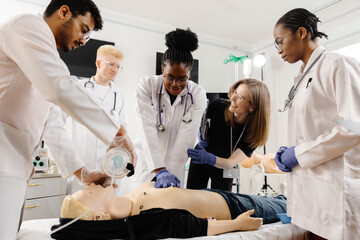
[157,124,165,133]
[111,109,117,115]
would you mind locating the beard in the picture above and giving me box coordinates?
[58,19,74,52]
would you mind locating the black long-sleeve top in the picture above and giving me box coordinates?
[51,208,207,240]
[205,99,255,158]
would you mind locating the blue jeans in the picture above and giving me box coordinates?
[203,189,287,224]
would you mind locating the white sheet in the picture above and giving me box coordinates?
[17,218,309,240]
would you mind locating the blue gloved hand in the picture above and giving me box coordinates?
[198,130,209,148]
[275,146,298,172]
[187,144,216,165]
[154,169,180,188]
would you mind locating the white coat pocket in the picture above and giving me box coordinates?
[0,121,32,180]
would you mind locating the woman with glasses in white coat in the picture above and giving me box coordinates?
[134,28,207,188]
[273,8,360,240]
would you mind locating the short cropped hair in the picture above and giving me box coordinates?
[43,0,103,31]
[96,45,124,60]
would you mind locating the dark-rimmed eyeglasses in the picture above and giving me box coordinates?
[274,32,294,51]
[231,90,250,103]
[74,16,92,43]
[163,74,189,85]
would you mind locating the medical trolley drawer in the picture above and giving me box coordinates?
[23,195,64,221]
[24,174,67,220]
[26,174,66,199]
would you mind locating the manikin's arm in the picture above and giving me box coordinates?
[207,209,263,235]
[214,148,248,169]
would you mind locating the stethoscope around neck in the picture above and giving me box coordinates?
[157,83,194,133]
[84,78,117,116]
[278,49,326,112]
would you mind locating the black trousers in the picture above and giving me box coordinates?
[187,160,233,191]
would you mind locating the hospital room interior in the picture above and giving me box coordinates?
[2,0,360,239]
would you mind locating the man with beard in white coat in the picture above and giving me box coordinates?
[66,45,130,196]
[0,1,136,239]
[273,8,360,240]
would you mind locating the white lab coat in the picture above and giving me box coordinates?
[0,14,119,239]
[133,75,207,186]
[286,46,360,240]
[66,77,128,195]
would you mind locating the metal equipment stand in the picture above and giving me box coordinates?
[258,175,277,196]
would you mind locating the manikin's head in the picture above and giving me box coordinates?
[94,45,124,85]
[43,0,103,52]
[61,184,131,220]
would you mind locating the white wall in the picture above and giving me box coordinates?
[3,0,358,195]
[1,1,247,139]
[95,9,248,138]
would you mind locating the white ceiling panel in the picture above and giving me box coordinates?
[95,0,360,51]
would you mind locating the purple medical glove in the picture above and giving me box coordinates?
[198,130,209,148]
[187,144,216,166]
[275,146,298,172]
[154,169,180,188]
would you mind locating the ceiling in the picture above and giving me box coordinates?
[95,0,360,52]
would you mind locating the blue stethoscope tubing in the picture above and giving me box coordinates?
[84,78,117,115]
[157,83,194,132]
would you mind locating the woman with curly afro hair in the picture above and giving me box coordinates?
[134,28,207,189]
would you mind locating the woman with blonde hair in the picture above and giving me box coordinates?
[187,78,270,191]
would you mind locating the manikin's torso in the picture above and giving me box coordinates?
[126,182,231,220]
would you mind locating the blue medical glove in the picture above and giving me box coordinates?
[187,144,216,165]
[275,146,298,172]
[198,130,209,148]
[154,169,180,188]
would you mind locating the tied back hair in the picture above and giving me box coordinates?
[276,8,328,40]
[162,28,198,70]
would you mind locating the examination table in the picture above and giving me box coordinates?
[17,218,309,240]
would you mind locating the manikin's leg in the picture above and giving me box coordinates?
[234,194,287,223]
[205,189,286,224]
[0,176,28,239]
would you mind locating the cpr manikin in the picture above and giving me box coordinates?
[54,183,267,238]
[60,182,286,226]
